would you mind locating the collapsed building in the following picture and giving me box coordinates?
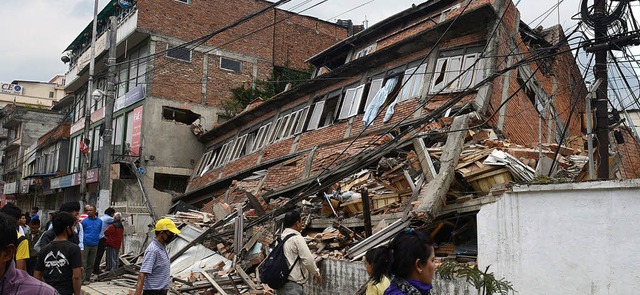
[84,0,640,294]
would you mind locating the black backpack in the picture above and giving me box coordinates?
[259,233,300,289]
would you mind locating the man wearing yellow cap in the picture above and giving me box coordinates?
[134,218,180,295]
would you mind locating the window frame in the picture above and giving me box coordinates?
[166,44,192,62]
[430,47,483,94]
[220,57,242,73]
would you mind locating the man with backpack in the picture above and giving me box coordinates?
[274,211,322,295]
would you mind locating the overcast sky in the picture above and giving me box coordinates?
[0,0,584,83]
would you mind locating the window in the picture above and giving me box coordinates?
[112,115,125,155]
[430,48,483,93]
[118,45,148,97]
[220,57,241,72]
[74,90,86,122]
[49,91,54,98]
[175,0,190,3]
[229,134,248,161]
[517,69,546,115]
[364,78,384,111]
[307,94,339,130]
[399,63,427,102]
[125,111,135,154]
[250,122,272,152]
[439,4,461,22]
[154,173,189,193]
[7,124,20,142]
[269,106,310,143]
[70,136,81,173]
[91,127,102,167]
[166,44,191,62]
[338,85,365,119]
[352,44,377,61]
[194,150,213,177]
[213,140,235,168]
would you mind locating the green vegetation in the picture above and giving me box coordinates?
[437,262,516,295]
[220,67,311,117]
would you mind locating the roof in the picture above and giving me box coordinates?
[37,122,71,148]
[64,0,119,52]
[306,0,450,65]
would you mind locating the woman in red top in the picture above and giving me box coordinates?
[103,212,124,271]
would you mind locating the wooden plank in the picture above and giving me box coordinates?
[361,189,373,237]
[245,192,266,216]
[412,138,437,182]
[235,265,260,291]
[201,271,229,295]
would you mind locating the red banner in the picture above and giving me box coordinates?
[130,106,143,156]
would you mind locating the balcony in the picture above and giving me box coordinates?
[65,8,139,88]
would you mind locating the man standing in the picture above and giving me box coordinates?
[0,203,30,271]
[0,213,58,294]
[81,205,101,284]
[276,211,322,295]
[134,218,180,295]
[93,207,114,275]
[26,218,43,275]
[34,212,82,295]
[31,207,40,222]
[35,202,84,255]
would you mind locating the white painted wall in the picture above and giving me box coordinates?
[477,179,640,295]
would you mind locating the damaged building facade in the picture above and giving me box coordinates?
[162,0,623,293]
[56,0,348,215]
[181,0,586,233]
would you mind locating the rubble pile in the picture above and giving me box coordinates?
[92,125,593,294]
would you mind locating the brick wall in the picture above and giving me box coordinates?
[138,0,347,106]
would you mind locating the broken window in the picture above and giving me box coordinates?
[250,122,272,152]
[154,173,189,193]
[166,44,191,62]
[269,106,310,143]
[229,134,248,161]
[352,43,377,61]
[438,4,461,22]
[517,69,546,116]
[162,106,201,124]
[220,57,241,72]
[307,93,339,130]
[338,85,365,120]
[399,63,428,102]
[430,47,484,93]
[194,150,213,177]
[364,78,384,111]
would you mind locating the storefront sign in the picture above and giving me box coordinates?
[1,83,23,95]
[70,107,106,135]
[115,85,145,112]
[130,105,143,156]
[75,168,100,185]
[3,182,17,194]
[50,174,75,190]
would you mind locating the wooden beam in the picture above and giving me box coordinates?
[416,115,470,218]
[412,137,437,182]
[361,189,373,237]
[245,192,266,216]
[201,271,228,295]
[235,265,260,291]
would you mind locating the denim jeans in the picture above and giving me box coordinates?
[276,281,303,295]
[106,246,119,271]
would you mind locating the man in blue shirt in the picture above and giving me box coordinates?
[30,207,40,222]
[81,205,102,284]
[93,207,114,275]
[134,218,180,295]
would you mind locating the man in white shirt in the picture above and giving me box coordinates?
[277,211,322,295]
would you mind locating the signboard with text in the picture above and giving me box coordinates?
[130,106,143,156]
[1,83,23,95]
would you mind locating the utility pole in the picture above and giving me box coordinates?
[594,0,610,179]
[586,79,602,180]
[81,0,100,202]
[98,16,117,214]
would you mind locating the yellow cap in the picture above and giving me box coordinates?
[154,218,181,234]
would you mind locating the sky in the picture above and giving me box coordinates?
[0,0,589,83]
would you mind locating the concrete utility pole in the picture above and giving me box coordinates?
[594,0,610,179]
[81,0,101,201]
[98,16,117,214]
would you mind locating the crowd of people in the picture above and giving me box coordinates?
[0,202,126,295]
